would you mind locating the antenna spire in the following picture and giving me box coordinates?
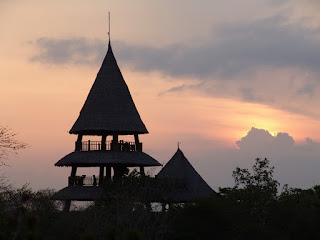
[108,12,111,42]
[177,142,181,149]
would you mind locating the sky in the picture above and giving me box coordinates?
[1,0,320,191]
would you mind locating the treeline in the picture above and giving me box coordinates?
[1,158,320,239]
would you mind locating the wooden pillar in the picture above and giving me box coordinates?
[75,134,83,151]
[69,166,77,186]
[99,166,104,185]
[105,166,111,180]
[134,134,142,151]
[134,133,139,144]
[101,135,107,151]
[112,134,119,150]
[64,200,71,212]
[71,166,77,177]
[113,166,128,180]
[140,166,145,176]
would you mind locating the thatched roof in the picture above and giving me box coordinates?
[55,150,161,167]
[156,148,215,202]
[52,186,104,201]
[70,42,148,135]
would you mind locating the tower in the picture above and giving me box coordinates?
[53,36,161,211]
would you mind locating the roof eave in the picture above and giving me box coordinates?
[69,129,149,136]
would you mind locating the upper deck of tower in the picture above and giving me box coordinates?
[70,41,148,135]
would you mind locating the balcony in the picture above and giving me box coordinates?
[75,140,142,152]
[68,175,101,186]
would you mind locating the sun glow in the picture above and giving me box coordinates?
[174,95,320,147]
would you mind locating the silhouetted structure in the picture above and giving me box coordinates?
[157,148,215,202]
[52,21,214,211]
[53,39,161,211]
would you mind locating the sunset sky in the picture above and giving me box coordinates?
[1,0,320,191]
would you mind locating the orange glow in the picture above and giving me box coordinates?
[2,1,320,190]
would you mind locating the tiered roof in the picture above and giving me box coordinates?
[55,151,161,167]
[70,42,148,135]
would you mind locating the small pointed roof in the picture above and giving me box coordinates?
[157,148,215,201]
[70,42,148,135]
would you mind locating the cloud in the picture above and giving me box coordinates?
[30,15,320,78]
[236,127,276,150]
[30,37,106,65]
[296,81,316,97]
[29,14,320,118]
[202,127,320,189]
[236,127,301,152]
[158,82,204,96]
[239,87,272,103]
[235,128,320,187]
[116,15,320,80]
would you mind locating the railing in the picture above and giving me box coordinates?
[75,140,142,152]
[68,175,101,186]
[81,141,110,151]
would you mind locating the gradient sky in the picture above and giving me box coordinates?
[1,0,320,191]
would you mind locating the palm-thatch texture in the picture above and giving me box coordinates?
[70,42,148,135]
[55,151,161,167]
[156,148,215,202]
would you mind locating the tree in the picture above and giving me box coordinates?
[0,126,27,161]
[77,170,175,240]
[232,157,279,199]
[220,158,279,227]
[0,126,28,189]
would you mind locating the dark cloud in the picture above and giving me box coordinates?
[158,82,204,96]
[116,15,320,80]
[228,127,320,188]
[184,127,320,190]
[236,127,296,151]
[239,87,271,103]
[30,37,106,65]
[274,132,295,147]
[236,127,277,151]
[30,15,320,79]
[29,15,320,118]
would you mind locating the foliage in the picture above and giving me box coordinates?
[232,157,279,195]
[171,158,320,239]
[86,170,176,240]
[0,126,28,161]
[219,158,279,227]
[2,158,320,239]
[0,186,59,240]
[0,126,28,190]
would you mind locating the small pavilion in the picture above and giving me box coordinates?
[156,148,215,202]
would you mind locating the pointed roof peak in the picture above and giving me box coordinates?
[157,148,215,201]
[105,40,114,59]
[174,147,184,158]
[69,25,148,135]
